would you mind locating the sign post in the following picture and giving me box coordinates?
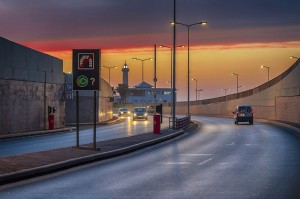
[72,49,100,149]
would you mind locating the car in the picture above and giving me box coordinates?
[133,107,148,121]
[233,105,253,125]
[118,108,131,117]
[146,105,155,115]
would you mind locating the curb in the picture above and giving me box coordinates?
[0,127,75,141]
[0,128,187,185]
[256,119,300,137]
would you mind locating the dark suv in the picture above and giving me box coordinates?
[233,105,253,125]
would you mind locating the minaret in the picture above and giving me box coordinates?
[122,61,129,86]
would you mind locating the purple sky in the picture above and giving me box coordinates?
[1,0,300,49]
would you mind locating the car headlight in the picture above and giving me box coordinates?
[120,112,123,114]
[134,113,137,116]
[144,113,148,116]
[128,111,131,114]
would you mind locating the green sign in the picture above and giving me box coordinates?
[76,75,89,87]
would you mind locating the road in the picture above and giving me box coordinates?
[1,116,300,198]
[0,116,169,157]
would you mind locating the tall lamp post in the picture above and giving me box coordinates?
[191,78,198,101]
[158,45,184,91]
[132,58,153,82]
[171,21,207,115]
[159,45,184,115]
[102,65,118,85]
[231,73,239,99]
[260,65,270,82]
[222,88,230,101]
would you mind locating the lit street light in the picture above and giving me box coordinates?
[290,56,299,59]
[261,65,270,81]
[222,88,230,102]
[192,78,198,100]
[159,45,184,115]
[231,73,239,99]
[171,20,207,115]
[102,65,118,85]
[158,45,184,91]
[132,58,153,82]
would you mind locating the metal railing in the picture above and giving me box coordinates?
[173,115,191,129]
[168,116,190,129]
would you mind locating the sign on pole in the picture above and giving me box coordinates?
[72,49,100,91]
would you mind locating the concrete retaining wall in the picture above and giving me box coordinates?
[0,37,64,134]
[162,59,300,124]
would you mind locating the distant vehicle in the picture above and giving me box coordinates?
[147,105,155,115]
[133,107,148,121]
[233,105,253,125]
[118,108,131,117]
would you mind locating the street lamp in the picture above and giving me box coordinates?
[290,56,299,59]
[191,78,198,101]
[159,45,184,115]
[158,45,185,90]
[222,88,230,102]
[132,58,153,82]
[102,65,118,85]
[231,73,239,99]
[260,65,270,81]
[171,20,207,115]
[196,89,204,101]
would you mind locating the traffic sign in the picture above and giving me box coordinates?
[72,49,100,91]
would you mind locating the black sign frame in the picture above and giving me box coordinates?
[72,49,100,91]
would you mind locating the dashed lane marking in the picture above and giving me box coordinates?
[198,158,214,166]
[179,154,213,156]
[157,162,191,165]
[226,142,235,146]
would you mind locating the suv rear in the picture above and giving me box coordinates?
[233,105,253,125]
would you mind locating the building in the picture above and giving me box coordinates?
[119,62,173,104]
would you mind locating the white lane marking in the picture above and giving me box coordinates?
[198,158,214,166]
[180,154,213,156]
[226,142,235,146]
[157,162,191,165]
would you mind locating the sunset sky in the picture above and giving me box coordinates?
[1,0,300,101]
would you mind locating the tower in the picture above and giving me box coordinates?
[122,61,129,86]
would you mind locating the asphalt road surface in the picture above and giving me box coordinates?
[1,116,300,199]
[0,116,169,157]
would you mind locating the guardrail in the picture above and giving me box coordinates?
[167,116,191,129]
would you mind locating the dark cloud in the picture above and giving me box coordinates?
[1,0,299,46]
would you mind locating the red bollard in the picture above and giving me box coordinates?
[48,114,55,130]
[153,114,161,134]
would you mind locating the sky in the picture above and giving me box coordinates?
[1,0,300,101]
